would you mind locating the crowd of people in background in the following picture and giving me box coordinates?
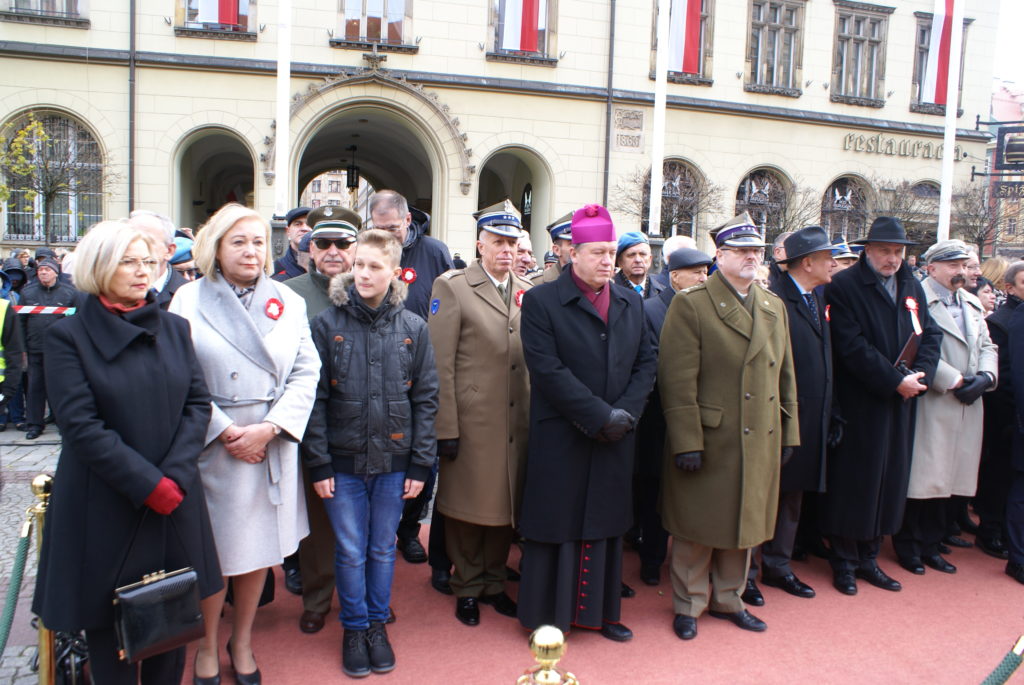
[7,190,1024,684]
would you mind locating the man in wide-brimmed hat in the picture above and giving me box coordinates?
[820,217,942,596]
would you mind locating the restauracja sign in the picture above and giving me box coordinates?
[843,133,965,161]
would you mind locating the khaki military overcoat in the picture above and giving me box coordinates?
[658,272,799,549]
[429,260,532,526]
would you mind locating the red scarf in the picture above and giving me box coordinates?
[99,294,146,315]
[570,266,610,324]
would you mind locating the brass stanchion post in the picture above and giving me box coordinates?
[516,626,579,685]
[31,475,54,685]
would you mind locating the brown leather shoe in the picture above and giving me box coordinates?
[299,610,327,634]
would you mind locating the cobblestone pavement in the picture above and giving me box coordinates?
[0,437,61,685]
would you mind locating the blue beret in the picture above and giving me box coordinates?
[170,237,194,265]
[617,231,648,256]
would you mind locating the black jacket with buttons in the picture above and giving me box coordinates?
[302,274,438,484]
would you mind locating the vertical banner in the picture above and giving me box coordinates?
[501,0,541,52]
[667,0,702,74]
[921,0,955,105]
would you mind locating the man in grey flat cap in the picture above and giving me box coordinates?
[893,239,997,576]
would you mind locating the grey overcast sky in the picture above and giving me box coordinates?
[994,2,1023,85]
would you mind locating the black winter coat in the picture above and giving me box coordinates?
[984,297,1019,470]
[32,294,222,632]
[155,267,189,310]
[635,285,675,477]
[303,275,438,485]
[614,270,666,300]
[770,273,831,493]
[19,279,78,353]
[1005,303,1024,472]
[820,257,942,539]
[401,210,454,319]
[519,268,657,543]
[272,246,306,281]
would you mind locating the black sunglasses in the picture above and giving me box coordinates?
[314,238,354,250]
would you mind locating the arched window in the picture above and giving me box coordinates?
[735,168,791,243]
[2,112,103,243]
[821,176,870,241]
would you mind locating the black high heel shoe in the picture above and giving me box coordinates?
[193,647,221,685]
[226,639,261,685]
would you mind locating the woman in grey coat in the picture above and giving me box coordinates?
[169,203,319,685]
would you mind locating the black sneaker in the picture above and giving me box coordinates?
[342,629,370,678]
[366,622,395,674]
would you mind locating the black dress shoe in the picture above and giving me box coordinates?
[0,422,7,432]
[640,564,661,586]
[897,557,925,575]
[299,610,327,633]
[226,640,261,685]
[708,609,767,632]
[193,650,220,685]
[855,565,902,591]
[14,423,26,432]
[479,591,517,618]
[397,537,428,564]
[672,614,697,640]
[957,517,980,535]
[937,543,952,555]
[599,622,633,642]
[283,567,303,596]
[620,581,636,598]
[832,571,857,595]
[761,573,815,598]
[741,579,764,606]
[977,537,1010,560]
[455,597,480,626]
[431,567,453,595]
[505,565,521,582]
[922,554,956,574]
[943,535,973,549]
[1006,561,1024,585]
[25,427,42,440]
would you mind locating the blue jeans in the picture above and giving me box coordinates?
[322,471,406,630]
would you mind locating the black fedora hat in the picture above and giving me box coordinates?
[850,216,917,245]
[780,226,834,264]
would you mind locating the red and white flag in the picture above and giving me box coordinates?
[196,0,238,25]
[668,0,702,74]
[500,0,546,53]
[920,0,958,105]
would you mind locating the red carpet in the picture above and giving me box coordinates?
[186,526,1024,684]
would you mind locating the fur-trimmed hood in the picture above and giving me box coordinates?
[328,272,409,308]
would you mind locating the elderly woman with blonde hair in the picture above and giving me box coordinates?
[32,220,222,684]
[169,203,319,685]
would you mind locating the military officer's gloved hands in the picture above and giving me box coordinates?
[827,414,846,449]
[781,447,794,465]
[674,451,703,471]
[953,373,991,406]
[438,438,460,461]
[597,409,635,442]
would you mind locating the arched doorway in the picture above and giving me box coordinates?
[476,146,553,252]
[297,105,434,229]
[176,127,255,230]
[821,175,871,241]
[734,167,819,244]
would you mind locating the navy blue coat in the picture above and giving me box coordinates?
[518,268,657,543]
[635,285,675,477]
[401,211,453,319]
[1005,301,1024,471]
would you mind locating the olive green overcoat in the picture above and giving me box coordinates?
[658,271,799,549]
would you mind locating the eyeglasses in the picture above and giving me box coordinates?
[118,258,160,272]
[174,267,199,277]
[313,238,354,250]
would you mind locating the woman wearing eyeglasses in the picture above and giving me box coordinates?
[32,220,223,684]
[169,203,319,685]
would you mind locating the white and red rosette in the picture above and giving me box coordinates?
[265,298,284,320]
[904,296,922,335]
[514,289,525,308]
[824,304,831,322]
[401,267,417,284]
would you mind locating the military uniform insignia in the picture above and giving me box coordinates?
[430,298,441,315]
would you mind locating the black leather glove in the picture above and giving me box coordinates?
[827,414,846,449]
[674,451,703,471]
[954,373,991,406]
[781,447,794,465]
[597,408,635,442]
[438,438,460,461]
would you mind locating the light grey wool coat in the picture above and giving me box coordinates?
[170,274,320,575]
[908,278,998,500]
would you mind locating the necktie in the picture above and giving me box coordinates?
[497,282,509,305]
[634,284,644,295]
[803,293,821,331]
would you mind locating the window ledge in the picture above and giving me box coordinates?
[910,102,963,117]
[0,10,89,28]
[648,71,713,86]
[174,26,256,41]
[831,93,885,108]
[486,51,557,67]
[744,83,802,98]
[329,38,418,54]
[833,0,895,14]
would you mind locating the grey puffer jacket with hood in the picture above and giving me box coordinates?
[302,273,439,484]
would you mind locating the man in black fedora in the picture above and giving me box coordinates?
[820,217,942,595]
[747,226,836,603]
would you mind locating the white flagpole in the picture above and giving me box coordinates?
[274,0,292,217]
[936,0,964,242]
[647,0,670,236]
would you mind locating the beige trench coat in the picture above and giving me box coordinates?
[429,260,532,526]
[908,279,998,499]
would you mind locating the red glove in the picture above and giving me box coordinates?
[144,477,184,515]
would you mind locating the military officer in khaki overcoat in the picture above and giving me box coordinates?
[428,200,532,627]
[658,213,799,641]
[532,212,573,284]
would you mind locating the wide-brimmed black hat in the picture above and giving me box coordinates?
[850,216,917,245]
[780,226,834,264]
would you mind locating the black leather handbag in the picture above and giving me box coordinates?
[112,513,205,663]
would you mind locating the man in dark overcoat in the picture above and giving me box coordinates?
[517,204,657,642]
[751,226,835,601]
[1004,277,1024,585]
[821,217,942,595]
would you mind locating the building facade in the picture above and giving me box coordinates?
[0,0,999,258]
